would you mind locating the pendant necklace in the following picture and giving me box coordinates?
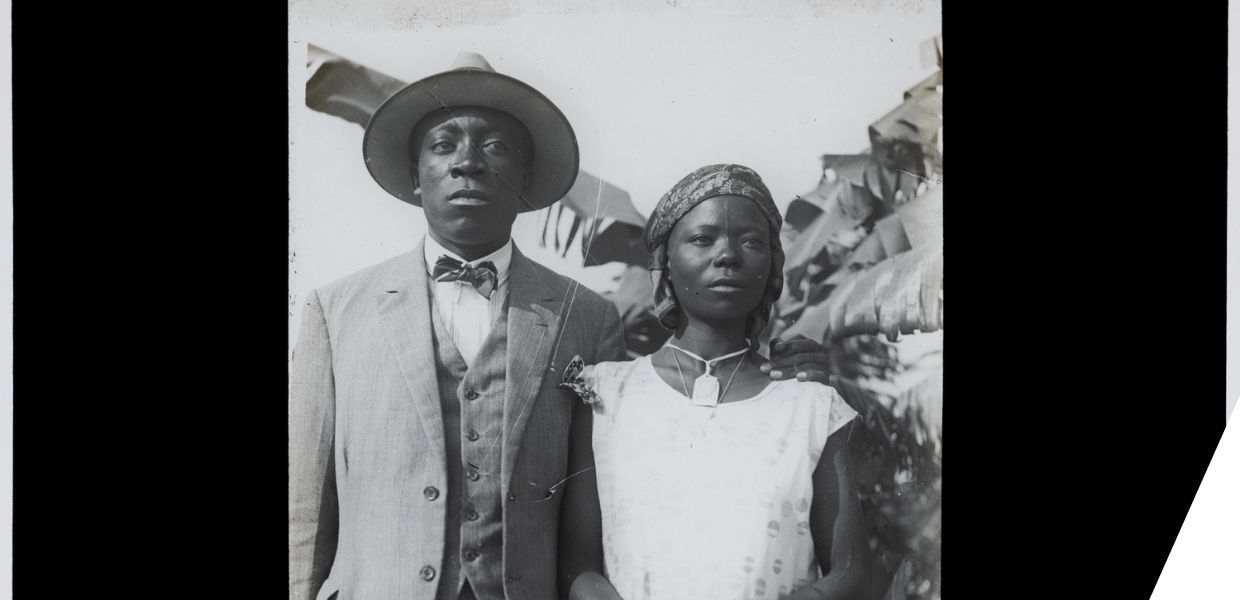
[666,341,749,407]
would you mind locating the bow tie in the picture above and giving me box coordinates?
[432,256,499,299]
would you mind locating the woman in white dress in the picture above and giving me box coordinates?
[557,164,872,600]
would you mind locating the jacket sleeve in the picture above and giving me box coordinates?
[289,290,339,600]
[597,301,627,363]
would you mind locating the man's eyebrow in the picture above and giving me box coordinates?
[427,121,465,135]
[477,125,528,138]
[427,122,525,140]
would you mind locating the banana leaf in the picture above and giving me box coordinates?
[869,90,942,202]
[779,237,942,343]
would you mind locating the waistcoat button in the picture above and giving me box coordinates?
[466,469,480,482]
[420,565,436,581]
[423,486,439,501]
[464,549,480,561]
[464,388,479,400]
[465,428,480,441]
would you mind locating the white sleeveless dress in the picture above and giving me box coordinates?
[583,356,858,600]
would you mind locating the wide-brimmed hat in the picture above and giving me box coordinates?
[362,52,580,212]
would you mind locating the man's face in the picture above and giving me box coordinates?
[411,107,534,255]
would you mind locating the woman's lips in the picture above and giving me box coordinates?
[708,278,747,292]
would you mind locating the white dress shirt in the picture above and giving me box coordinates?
[423,235,513,367]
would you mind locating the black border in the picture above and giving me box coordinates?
[945,3,1228,596]
[14,2,290,594]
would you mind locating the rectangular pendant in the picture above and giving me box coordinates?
[691,373,720,407]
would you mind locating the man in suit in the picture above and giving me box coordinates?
[289,52,836,600]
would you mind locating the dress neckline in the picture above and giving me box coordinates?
[641,355,780,406]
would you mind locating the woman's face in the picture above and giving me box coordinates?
[667,195,772,326]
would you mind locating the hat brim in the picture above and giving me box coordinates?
[363,69,579,213]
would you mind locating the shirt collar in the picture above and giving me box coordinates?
[423,234,514,283]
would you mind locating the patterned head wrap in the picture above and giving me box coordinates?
[645,164,785,342]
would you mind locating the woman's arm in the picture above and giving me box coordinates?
[789,420,873,600]
[558,399,624,600]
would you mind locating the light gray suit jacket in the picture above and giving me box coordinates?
[289,242,626,600]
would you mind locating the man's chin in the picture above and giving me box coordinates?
[433,227,511,251]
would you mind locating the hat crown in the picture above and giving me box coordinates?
[452,51,495,73]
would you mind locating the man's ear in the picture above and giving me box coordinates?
[410,165,421,194]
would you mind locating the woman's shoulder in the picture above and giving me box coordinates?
[768,378,843,402]
[770,380,859,429]
[581,357,648,383]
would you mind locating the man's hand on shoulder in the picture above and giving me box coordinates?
[761,335,833,384]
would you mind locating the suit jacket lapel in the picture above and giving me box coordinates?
[376,240,447,471]
[501,245,562,488]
